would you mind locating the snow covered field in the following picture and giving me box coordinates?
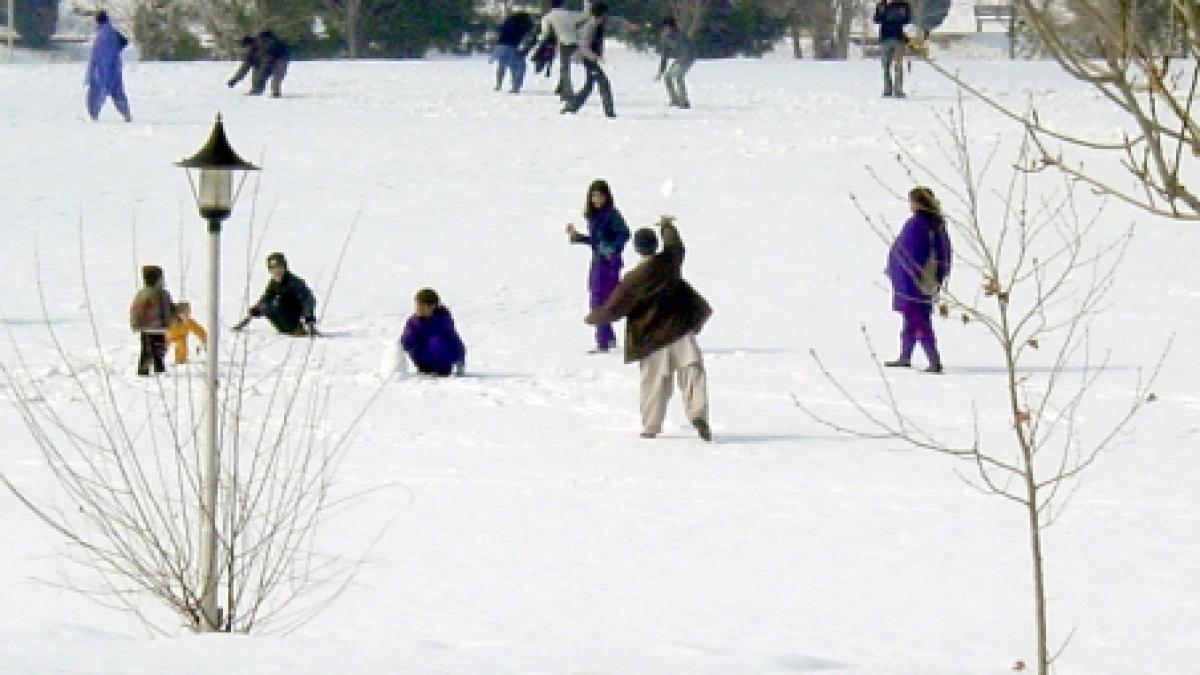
[0,48,1197,674]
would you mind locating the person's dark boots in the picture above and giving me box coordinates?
[924,364,943,374]
[884,358,911,367]
[692,419,712,442]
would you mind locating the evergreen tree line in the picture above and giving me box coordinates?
[2,1,1188,60]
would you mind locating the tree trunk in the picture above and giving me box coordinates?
[791,18,802,59]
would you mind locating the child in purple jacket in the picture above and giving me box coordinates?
[401,288,466,376]
[566,178,630,353]
[885,186,952,373]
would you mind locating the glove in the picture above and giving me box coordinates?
[227,79,236,88]
[231,317,250,332]
[654,73,663,82]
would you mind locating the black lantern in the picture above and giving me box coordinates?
[177,114,258,223]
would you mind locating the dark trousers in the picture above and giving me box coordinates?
[138,333,166,375]
[899,306,941,366]
[253,58,289,96]
[556,44,577,99]
[266,310,305,335]
[588,254,622,349]
[568,59,614,117]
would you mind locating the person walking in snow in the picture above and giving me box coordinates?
[873,0,911,97]
[656,17,695,109]
[541,0,583,102]
[226,35,264,93]
[566,178,629,353]
[232,252,319,336]
[884,186,952,373]
[85,10,131,122]
[562,2,616,118]
[586,216,713,441]
[492,11,536,93]
[129,265,173,376]
[401,288,467,376]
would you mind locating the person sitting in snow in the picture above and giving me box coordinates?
[401,288,466,377]
[129,265,174,376]
[167,301,207,365]
[232,252,319,336]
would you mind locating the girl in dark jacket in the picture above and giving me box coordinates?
[401,288,466,376]
[566,179,630,352]
[885,186,952,372]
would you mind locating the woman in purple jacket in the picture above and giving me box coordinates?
[566,179,630,353]
[885,186,952,373]
[401,288,466,376]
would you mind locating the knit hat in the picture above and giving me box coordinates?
[633,228,659,256]
[266,252,287,269]
[142,265,163,286]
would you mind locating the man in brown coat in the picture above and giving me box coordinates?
[586,216,713,441]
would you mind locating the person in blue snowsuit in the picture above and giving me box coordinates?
[885,186,952,373]
[401,288,467,376]
[85,11,131,122]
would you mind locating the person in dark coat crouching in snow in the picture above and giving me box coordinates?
[233,252,319,336]
[227,35,264,93]
[885,186,952,373]
[85,10,131,122]
[129,265,173,376]
[401,288,466,376]
[567,178,629,353]
[586,216,713,441]
[255,30,290,97]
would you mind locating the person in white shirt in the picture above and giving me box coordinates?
[541,0,585,101]
[562,2,615,118]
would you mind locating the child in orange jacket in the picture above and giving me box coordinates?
[167,301,207,364]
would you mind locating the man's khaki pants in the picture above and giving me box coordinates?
[639,333,709,435]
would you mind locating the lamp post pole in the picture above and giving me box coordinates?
[177,115,258,632]
[200,213,224,630]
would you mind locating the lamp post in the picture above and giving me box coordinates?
[176,114,258,632]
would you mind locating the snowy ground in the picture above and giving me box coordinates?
[0,48,1197,674]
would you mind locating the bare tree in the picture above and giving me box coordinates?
[0,214,389,633]
[798,101,1167,675]
[666,0,707,39]
[762,0,861,59]
[921,0,1200,222]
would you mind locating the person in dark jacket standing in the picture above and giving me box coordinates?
[885,187,952,373]
[227,35,264,93]
[401,288,467,376]
[586,216,713,441]
[233,252,319,336]
[873,0,911,97]
[493,11,536,93]
[253,30,290,97]
[567,179,630,353]
[562,2,616,118]
[85,10,131,122]
[656,17,695,109]
[129,265,173,375]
